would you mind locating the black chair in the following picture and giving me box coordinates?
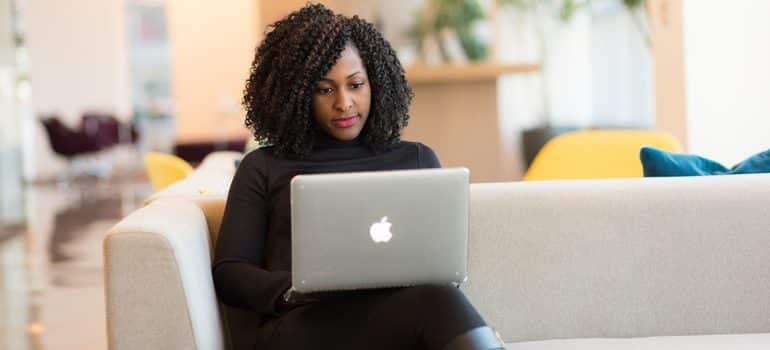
[40,115,108,183]
[41,116,103,156]
[80,113,140,149]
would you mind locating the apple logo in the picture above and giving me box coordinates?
[369,216,393,243]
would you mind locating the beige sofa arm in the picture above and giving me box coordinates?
[104,198,225,350]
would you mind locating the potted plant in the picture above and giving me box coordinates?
[409,0,490,64]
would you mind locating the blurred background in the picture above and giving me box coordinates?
[0,0,768,349]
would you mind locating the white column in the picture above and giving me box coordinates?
[649,0,688,149]
[0,0,24,221]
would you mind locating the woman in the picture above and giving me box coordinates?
[213,4,505,350]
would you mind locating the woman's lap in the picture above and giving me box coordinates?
[259,285,485,350]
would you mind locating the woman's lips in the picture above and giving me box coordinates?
[331,115,359,128]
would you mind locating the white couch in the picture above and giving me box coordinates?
[104,152,770,349]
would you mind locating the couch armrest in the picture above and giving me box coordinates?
[104,198,225,350]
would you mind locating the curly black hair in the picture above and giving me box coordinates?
[242,3,413,158]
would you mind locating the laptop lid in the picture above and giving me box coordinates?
[290,167,469,293]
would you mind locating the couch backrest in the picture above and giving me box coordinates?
[193,173,770,343]
[463,174,770,342]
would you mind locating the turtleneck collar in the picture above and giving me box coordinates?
[313,130,363,149]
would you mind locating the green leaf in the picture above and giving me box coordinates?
[457,27,488,61]
[623,0,645,9]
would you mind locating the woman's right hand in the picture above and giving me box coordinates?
[277,288,320,312]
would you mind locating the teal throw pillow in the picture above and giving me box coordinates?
[640,147,770,177]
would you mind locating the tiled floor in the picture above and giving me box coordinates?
[0,173,152,350]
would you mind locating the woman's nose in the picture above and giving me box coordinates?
[333,91,353,112]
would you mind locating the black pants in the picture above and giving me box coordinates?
[255,285,487,350]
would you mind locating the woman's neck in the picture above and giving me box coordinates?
[314,131,362,149]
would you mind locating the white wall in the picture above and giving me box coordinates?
[26,0,131,122]
[23,0,131,180]
[683,0,770,165]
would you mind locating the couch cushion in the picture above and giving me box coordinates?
[197,151,243,173]
[506,333,770,349]
[144,152,237,240]
[144,172,228,242]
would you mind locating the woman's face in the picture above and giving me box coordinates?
[312,44,371,141]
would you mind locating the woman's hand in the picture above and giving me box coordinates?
[277,288,320,312]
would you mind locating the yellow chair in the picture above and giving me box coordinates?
[523,129,683,181]
[144,152,195,192]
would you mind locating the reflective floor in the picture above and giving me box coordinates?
[0,173,152,350]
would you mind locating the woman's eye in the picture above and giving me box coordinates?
[316,87,333,95]
[350,82,365,89]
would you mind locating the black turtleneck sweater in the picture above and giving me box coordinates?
[212,136,441,322]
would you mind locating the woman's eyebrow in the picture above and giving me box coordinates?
[320,71,362,82]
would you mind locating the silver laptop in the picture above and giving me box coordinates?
[290,167,469,293]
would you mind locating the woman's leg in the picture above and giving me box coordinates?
[263,284,500,350]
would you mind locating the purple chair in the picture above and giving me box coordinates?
[81,113,140,148]
[40,116,108,183]
[81,113,116,149]
[41,117,103,156]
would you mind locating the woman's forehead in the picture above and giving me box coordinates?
[323,45,366,79]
